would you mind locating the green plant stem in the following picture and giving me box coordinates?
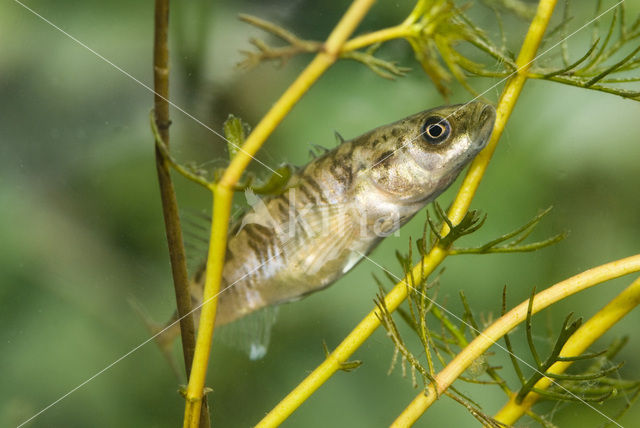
[152,1,210,426]
[152,0,193,385]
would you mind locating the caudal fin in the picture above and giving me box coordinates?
[128,297,183,380]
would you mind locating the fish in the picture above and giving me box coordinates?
[205,101,496,326]
[151,101,495,361]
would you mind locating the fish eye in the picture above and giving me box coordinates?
[421,116,451,145]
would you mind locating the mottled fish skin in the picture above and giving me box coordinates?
[202,102,496,325]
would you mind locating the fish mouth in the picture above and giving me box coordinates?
[472,102,496,149]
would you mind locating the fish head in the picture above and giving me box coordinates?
[367,102,496,206]
[406,101,495,179]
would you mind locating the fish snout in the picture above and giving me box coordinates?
[476,103,496,145]
[480,104,496,124]
[471,102,496,125]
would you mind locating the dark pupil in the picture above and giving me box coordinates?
[428,124,443,138]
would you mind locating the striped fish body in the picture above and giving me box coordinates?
[206,102,496,325]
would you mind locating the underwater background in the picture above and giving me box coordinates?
[2,1,640,426]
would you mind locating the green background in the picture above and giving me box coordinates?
[2,1,639,427]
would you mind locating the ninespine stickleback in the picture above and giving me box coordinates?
[193,101,496,326]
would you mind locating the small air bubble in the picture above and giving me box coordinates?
[250,344,267,360]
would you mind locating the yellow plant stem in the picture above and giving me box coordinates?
[447,0,557,224]
[392,255,640,427]
[493,275,640,426]
[182,1,376,426]
[342,24,412,52]
[183,184,231,428]
[257,1,557,426]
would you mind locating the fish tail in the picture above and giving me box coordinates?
[128,297,183,380]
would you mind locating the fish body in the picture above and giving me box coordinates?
[203,102,496,325]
